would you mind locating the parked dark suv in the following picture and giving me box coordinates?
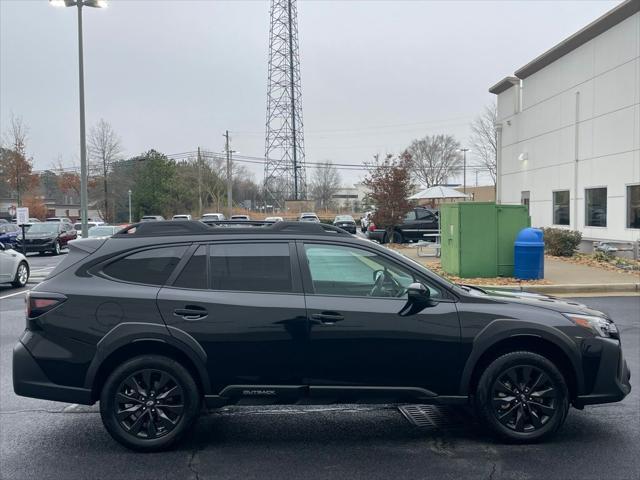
[13,221,630,451]
[367,206,438,243]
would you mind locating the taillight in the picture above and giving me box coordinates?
[26,292,67,319]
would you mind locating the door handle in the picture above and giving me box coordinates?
[311,312,344,324]
[173,306,208,321]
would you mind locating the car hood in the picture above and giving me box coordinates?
[463,285,608,318]
[23,232,57,239]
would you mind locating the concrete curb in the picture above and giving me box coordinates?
[479,283,640,294]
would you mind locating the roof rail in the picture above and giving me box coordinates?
[115,220,211,236]
[113,220,352,237]
[201,220,273,227]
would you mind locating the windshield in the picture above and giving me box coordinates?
[27,223,59,234]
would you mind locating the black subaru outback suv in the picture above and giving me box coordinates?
[13,221,630,451]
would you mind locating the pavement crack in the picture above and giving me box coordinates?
[187,442,203,480]
[487,462,497,480]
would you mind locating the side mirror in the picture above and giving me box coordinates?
[407,282,430,301]
[399,283,434,316]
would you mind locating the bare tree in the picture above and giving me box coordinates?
[470,102,498,185]
[1,114,37,205]
[406,134,462,187]
[310,161,341,210]
[88,119,123,222]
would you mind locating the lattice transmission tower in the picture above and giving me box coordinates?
[264,0,306,206]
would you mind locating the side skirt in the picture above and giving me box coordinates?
[204,385,469,408]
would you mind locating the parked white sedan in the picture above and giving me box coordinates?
[0,242,29,288]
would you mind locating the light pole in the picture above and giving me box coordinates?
[128,189,132,224]
[50,0,107,237]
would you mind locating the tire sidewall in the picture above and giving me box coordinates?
[475,351,569,443]
[13,262,29,287]
[53,242,60,255]
[100,355,201,452]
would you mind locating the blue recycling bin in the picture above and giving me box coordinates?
[514,228,544,280]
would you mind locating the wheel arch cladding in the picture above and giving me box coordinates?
[463,333,581,400]
[85,322,211,401]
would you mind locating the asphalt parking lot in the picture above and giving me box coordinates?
[0,288,638,480]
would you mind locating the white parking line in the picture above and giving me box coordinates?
[0,289,30,300]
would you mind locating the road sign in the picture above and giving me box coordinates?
[7,205,16,217]
[16,207,29,225]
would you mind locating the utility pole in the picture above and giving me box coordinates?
[197,147,203,217]
[460,148,469,197]
[224,131,232,218]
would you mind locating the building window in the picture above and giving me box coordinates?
[585,187,607,227]
[628,185,640,229]
[552,191,570,226]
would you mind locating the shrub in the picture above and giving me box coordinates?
[542,228,582,256]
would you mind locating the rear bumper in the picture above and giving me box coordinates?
[367,229,386,242]
[574,341,631,407]
[13,341,93,405]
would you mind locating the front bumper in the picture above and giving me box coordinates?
[574,339,631,408]
[13,340,93,405]
[15,241,55,253]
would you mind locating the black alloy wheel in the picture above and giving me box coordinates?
[491,365,557,433]
[115,369,185,440]
[100,355,200,451]
[475,351,569,443]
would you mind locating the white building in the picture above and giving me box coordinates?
[491,0,639,246]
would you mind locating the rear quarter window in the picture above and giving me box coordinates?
[102,245,187,286]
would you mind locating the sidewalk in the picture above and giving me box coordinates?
[393,246,640,295]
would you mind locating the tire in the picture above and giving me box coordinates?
[474,351,569,443]
[11,261,29,288]
[392,231,404,244]
[52,241,61,256]
[100,355,201,452]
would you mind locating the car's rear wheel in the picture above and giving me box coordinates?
[100,355,201,452]
[474,351,569,443]
[11,261,29,288]
[392,231,404,244]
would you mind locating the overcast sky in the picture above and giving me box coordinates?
[0,0,622,187]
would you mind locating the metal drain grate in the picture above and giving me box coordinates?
[398,405,469,430]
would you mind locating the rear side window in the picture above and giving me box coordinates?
[103,245,187,286]
[174,246,207,289]
[210,243,292,292]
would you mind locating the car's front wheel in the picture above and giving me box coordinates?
[52,241,61,256]
[11,261,29,288]
[100,355,201,452]
[474,351,569,443]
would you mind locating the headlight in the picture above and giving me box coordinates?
[563,313,618,339]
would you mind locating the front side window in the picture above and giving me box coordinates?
[210,243,292,293]
[304,243,440,298]
[404,211,416,221]
[628,185,640,229]
[553,190,570,226]
[416,210,434,221]
[585,187,607,227]
[103,245,187,285]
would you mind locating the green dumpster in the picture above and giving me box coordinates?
[440,202,530,278]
